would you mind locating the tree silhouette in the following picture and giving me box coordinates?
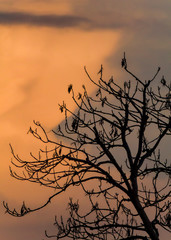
[4,54,171,240]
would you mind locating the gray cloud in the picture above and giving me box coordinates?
[69,0,171,78]
[0,11,90,28]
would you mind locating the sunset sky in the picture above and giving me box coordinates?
[0,1,170,239]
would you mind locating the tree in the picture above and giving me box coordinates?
[4,54,171,240]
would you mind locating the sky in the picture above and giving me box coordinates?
[0,0,170,239]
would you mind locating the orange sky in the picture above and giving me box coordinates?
[0,1,170,239]
[0,3,121,240]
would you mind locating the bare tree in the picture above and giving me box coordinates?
[4,54,171,240]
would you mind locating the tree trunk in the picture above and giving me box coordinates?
[132,195,159,240]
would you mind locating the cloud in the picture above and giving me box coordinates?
[69,0,171,36]
[69,0,171,78]
[0,11,90,28]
